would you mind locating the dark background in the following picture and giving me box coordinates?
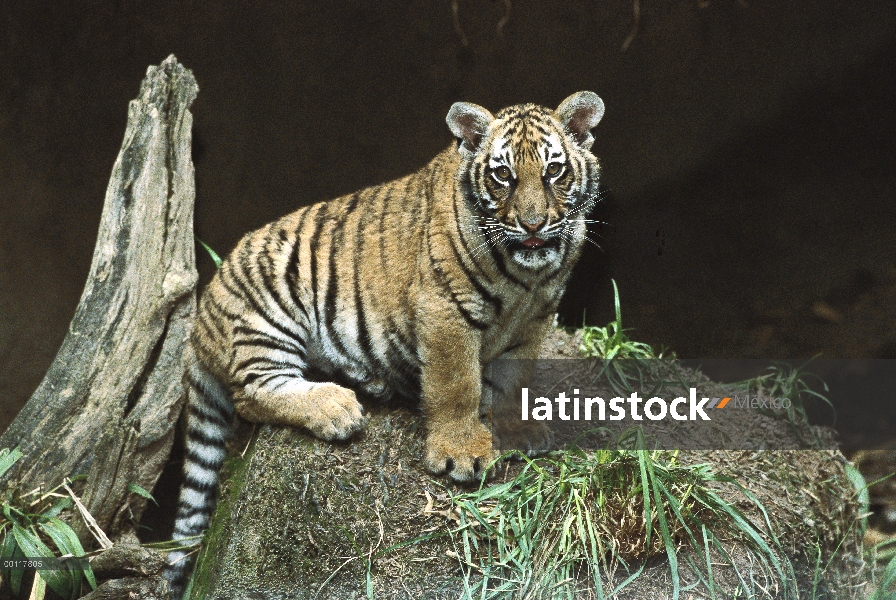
[2,1,895,443]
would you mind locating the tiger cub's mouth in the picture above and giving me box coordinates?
[510,236,559,252]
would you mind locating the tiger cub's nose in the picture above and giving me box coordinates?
[521,218,546,233]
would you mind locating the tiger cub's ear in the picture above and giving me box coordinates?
[447,102,495,156]
[556,91,605,150]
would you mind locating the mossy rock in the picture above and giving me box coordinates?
[186,331,866,599]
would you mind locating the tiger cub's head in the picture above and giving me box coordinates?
[447,92,604,269]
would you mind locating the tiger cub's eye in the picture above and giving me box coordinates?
[546,162,563,176]
[494,166,512,181]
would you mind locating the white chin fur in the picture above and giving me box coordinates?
[509,246,560,268]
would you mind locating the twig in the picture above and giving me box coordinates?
[241,423,257,458]
[497,0,512,38]
[313,556,357,599]
[28,491,65,509]
[62,481,113,549]
[167,547,200,566]
[621,0,641,52]
[451,0,469,47]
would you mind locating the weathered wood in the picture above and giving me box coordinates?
[75,420,140,539]
[90,543,166,580]
[79,576,169,600]
[0,55,198,538]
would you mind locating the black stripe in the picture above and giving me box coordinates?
[185,447,224,471]
[258,226,308,329]
[240,370,284,388]
[532,121,552,136]
[382,334,416,391]
[202,293,243,322]
[452,187,491,280]
[237,363,290,387]
[558,233,573,268]
[459,163,478,212]
[233,336,301,354]
[399,177,419,314]
[539,265,564,285]
[175,501,210,517]
[175,503,210,519]
[502,341,525,355]
[352,194,379,368]
[428,249,489,331]
[447,234,502,317]
[185,369,232,408]
[489,245,531,291]
[443,285,489,330]
[238,230,303,336]
[308,204,330,329]
[186,425,228,449]
[231,325,305,361]
[232,324,265,338]
[183,474,217,493]
[199,296,235,339]
[472,161,483,196]
[377,181,391,277]
[188,404,230,429]
[324,205,353,360]
[173,524,206,537]
[406,176,422,237]
[347,190,363,212]
[233,354,303,375]
[196,316,225,348]
[284,214,310,320]
[385,314,416,366]
[454,303,489,330]
[202,295,237,324]
[218,269,302,346]
[173,524,205,537]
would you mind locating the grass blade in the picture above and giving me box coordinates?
[0,447,23,478]
[12,524,72,599]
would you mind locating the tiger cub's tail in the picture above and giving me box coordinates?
[163,358,234,599]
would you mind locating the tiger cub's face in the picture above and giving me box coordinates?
[448,92,605,269]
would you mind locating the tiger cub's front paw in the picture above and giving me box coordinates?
[424,421,498,482]
[302,383,367,442]
[492,417,554,457]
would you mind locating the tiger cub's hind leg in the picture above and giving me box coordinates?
[235,377,367,441]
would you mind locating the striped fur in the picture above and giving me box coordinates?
[165,350,234,599]
[164,92,604,597]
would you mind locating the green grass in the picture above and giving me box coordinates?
[443,432,793,599]
[197,237,223,269]
[577,280,689,397]
[436,284,797,597]
[578,280,660,362]
[857,463,896,600]
[0,448,97,599]
[734,361,836,448]
[869,542,896,600]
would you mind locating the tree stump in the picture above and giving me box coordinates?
[0,55,198,540]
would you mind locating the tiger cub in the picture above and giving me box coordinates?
[164,92,604,596]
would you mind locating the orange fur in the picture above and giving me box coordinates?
[190,92,604,481]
